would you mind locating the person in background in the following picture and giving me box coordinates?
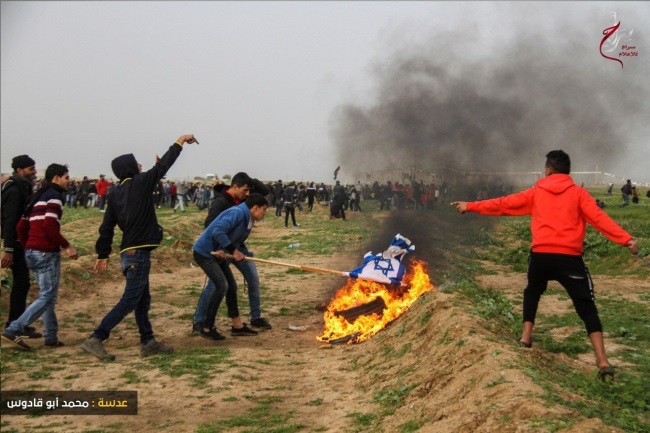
[79,176,91,208]
[306,182,317,212]
[66,180,77,208]
[96,174,108,212]
[274,180,283,217]
[283,182,299,228]
[452,150,639,382]
[620,179,632,207]
[174,181,187,212]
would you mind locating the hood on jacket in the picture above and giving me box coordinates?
[536,173,575,194]
[111,154,139,181]
[213,183,229,194]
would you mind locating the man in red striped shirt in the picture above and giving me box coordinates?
[2,164,79,351]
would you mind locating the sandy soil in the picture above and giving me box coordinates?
[1,207,645,433]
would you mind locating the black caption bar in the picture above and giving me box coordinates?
[1,391,137,416]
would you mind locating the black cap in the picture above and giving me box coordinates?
[12,155,35,170]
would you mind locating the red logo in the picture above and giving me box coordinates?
[600,12,636,69]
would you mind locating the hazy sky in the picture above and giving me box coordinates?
[2,2,648,183]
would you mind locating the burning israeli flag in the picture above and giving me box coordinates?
[347,234,415,285]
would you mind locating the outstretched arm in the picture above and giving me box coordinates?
[451,201,468,214]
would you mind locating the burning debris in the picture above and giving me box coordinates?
[317,260,434,344]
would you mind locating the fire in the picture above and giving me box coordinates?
[317,259,435,344]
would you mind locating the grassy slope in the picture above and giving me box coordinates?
[1,189,648,433]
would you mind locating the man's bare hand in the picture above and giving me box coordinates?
[451,201,468,214]
[211,250,226,260]
[232,249,246,262]
[176,134,200,145]
[1,252,13,268]
[626,239,639,255]
[94,259,109,274]
[65,246,79,260]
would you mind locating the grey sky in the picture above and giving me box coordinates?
[2,2,648,183]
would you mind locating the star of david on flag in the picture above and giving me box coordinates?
[347,234,415,285]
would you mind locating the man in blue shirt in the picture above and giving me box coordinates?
[193,193,268,339]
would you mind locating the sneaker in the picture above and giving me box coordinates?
[2,331,31,351]
[193,322,226,341]
[231,323,259,337]
[81,336,115,361]
[44,340,65,348]
[24,326,43,339]
[141,339,174,357]
[250,317,272,330]
[293,224,300,227]
[192,322,208,338]
[208,327,226,341]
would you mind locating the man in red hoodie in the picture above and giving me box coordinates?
[452,150,639,381]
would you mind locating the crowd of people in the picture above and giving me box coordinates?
[0,142,645,381]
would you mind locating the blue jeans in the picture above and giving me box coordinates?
[6,251,61,344]
[193,251,239,329]
[232,260,262,320]
[92,250,154,344]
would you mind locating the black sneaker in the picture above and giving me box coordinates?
[208,327,226,341]
[44,340,65,348]
[250,317,272,330]
[192,322,212,339]
[193,322,219,340]
[231,324,258,337]
[24,326,43,339]
[2,331,31,351]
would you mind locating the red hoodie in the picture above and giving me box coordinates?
[466,174,633,256]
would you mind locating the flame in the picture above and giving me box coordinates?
[317,259,435,344]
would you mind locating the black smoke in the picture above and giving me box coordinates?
[330,10,649,178]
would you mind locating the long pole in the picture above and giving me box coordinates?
[213,252,399,285]
[637,254,650,268]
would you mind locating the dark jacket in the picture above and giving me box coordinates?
[95,142,183,259]
[1,174,33,253]
[204,178,270,228]
[621,182,633,195]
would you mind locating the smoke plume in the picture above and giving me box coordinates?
[330,9,649,179]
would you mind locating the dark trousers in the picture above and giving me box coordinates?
[92,250,154,344]
[524,252,602,334]
[284,204,296,227]
[6,246,31,326]
[193,251,239,329]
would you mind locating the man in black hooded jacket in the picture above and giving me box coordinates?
[81,134,198,361]
[1,155,42,338]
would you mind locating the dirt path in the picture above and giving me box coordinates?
[1,207,644,432]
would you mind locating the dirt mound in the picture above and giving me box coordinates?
[1,207,639,432]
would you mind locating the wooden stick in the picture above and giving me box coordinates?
[211,252,399,285]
